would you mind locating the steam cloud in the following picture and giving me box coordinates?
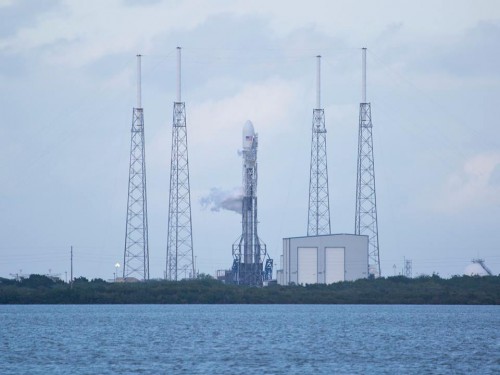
[200,187,243,214]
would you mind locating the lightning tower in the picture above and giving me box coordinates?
[230,121,272,286]
[307,55,331,236]
[404,258,413,278]
[355,48,381,277]
[166,47,195,280]
[123,54,149,280]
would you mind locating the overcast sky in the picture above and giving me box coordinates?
[1,0,499,280]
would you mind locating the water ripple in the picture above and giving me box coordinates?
[0,305,498,374]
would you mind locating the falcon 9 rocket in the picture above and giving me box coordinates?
[229,120,273,286]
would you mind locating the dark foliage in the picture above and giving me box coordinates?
[0,274,499,304]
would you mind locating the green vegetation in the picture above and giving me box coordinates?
[0,274,499,304]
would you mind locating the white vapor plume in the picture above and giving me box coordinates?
[200,187,243,214]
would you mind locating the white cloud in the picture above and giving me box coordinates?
[188,77,301,148]
[0,0,14,7]
[434,152,500,213]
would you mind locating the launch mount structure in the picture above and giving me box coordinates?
[123,54,149,280]
[307,55,331,236]
[355,48,381,277]
[166,47,195,280]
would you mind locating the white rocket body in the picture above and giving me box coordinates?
[242,120,257,169]
[241,120,259,264]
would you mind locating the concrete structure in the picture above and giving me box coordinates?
[277,234,369,285]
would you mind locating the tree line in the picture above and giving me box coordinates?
[0,273,499,304]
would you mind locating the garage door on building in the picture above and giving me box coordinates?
[325,247,344,284]
[298,247,317,285]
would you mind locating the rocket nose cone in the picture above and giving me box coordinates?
[242,120,255,149]
[243,120,255,136]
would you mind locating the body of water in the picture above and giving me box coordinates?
[0,304,499,374]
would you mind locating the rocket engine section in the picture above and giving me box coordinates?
[228,121,273,286]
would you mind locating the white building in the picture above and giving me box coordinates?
[277,234,369,285]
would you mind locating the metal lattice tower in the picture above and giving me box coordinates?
[166,47,195,280]
[123,54,149,280]
[355,48,381,277]
[307,55,331,236]
[404,258,412,278]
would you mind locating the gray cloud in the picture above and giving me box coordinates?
[0,0,61,38]
[122,0,162,7]
[412,21,500,78]
[488,163,500,187]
